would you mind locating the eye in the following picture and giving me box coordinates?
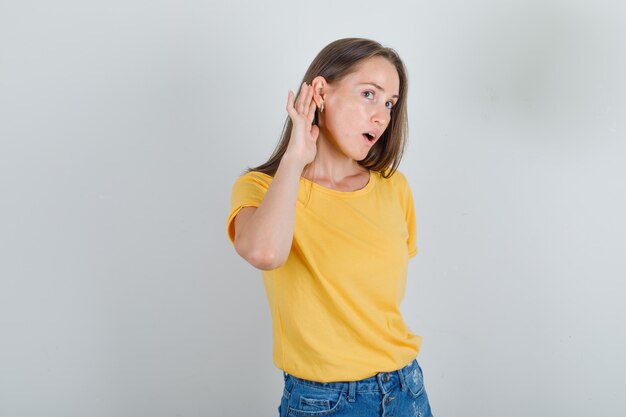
[385,101,395,110]
[362,90,374,99]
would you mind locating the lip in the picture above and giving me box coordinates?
[367,129,381,138]
[361,133,376,147]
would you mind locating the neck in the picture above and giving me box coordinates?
[304,133,367,182]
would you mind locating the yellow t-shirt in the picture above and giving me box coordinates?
[226,168,421,382]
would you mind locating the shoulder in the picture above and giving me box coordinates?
[233,170,273,189]
[376,167,410,191]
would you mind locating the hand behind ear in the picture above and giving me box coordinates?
[284,83,320,166]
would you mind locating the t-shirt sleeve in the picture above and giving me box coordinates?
[397,172,418,258]
[225,172,270,245]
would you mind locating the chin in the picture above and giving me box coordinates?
[355,151,372,162]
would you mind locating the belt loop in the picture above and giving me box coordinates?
[348,381,356,402]
[398,366,407,392]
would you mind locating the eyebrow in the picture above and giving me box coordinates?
[361,82,400,99]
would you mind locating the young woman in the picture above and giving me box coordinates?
[226,38,434,417]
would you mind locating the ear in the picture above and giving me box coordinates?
[311,76,327,110]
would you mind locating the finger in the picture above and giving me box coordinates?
[295,82,307,114]
[303,84,314,114]
[287,90,294,108]
[286,90,295,116]
[310,124,320,141]
[301,83,312,115]
[306,97,317,121]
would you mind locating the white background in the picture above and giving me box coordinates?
[1,0,625,416]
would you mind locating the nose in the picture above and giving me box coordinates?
[371,103,388,127]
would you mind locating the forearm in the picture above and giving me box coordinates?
[236,155,305,269]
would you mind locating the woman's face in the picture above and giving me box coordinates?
[319,56,400,162]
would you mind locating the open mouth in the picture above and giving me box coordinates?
[363,133,375,142]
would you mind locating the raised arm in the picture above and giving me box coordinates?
[233,83,320,270]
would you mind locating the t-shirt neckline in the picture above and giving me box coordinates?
[299,170,375,197]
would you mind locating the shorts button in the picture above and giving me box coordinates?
[382,374,390,382]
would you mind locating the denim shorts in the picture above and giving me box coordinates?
[278,358,433,417]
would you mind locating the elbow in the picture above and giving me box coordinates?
[234,241,287,271]
[250,249,286,271]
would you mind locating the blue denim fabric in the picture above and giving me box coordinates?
[278,358,433,417]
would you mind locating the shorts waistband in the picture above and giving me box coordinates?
[282,357,418,395]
